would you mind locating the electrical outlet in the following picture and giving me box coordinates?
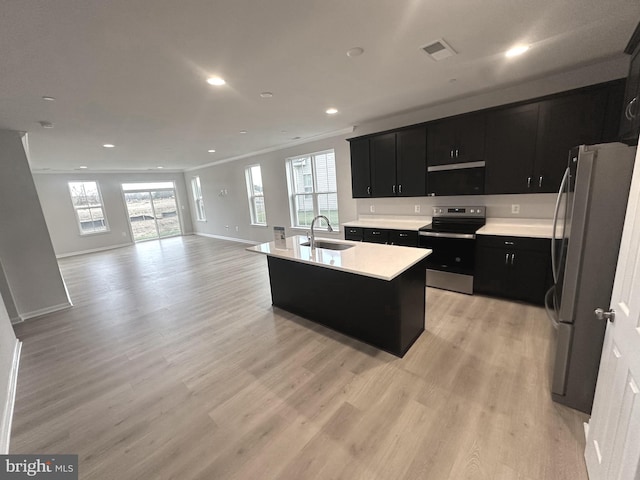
[225,225,229,230]
[511,204,520,214]
[235,226,239,232]
[369,205,375,213]
[414,205,420,213]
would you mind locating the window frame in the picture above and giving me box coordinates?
[286,149,339,231]
[191,176,206,222]
[68,181,110,235]
[245,164,267,226]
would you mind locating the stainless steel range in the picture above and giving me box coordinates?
[418,206,486,294]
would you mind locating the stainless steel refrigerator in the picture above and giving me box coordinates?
[547,142,636,414]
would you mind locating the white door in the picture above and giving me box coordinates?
[585,147,640,480]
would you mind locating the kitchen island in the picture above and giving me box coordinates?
[247,235,431,357]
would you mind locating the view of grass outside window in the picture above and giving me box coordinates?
[287,149,339,229]
[122,182,182,242]
[68,181,109,234]
[245,165,267,225]
[191,176,206,221]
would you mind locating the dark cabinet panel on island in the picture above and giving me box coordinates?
[474,235,552,305]
[427,112,485,166]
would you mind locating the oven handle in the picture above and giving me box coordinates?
[419,231,476,240]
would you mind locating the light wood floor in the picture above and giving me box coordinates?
[11,236,588,479]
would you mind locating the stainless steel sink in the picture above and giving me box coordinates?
[300,240,353,251]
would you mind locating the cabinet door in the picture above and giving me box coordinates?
[427,119,457,166]
[370,133,397,197]
[474,246,510,296]
[620,46,640,142]
[349,138,371,198]
[602,79,626,143]
[388,230,418,247]
[396,127,427,196]
[535,88,608,193]
[344,227,363,241]
[509,249,551,305]
[363,228,389,244]
[485,103,539,195]
[455,112,486,163]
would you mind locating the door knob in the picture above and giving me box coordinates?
[594,308,615,322]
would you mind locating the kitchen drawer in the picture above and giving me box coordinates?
[344,227,364,241]
[364,228,389,244]
[477,235,549,252]
[389,230,418,247]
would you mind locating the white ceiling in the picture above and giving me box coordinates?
[0,0,638,172]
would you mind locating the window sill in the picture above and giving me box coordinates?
[78,229,111,237]
[289,226,340,233]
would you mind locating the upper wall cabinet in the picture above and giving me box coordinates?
[350,137,371,197]
[620,22,640,143]
[427,112,486,166]
[534,87,608,193]
[349,126,426,198]
[485,103,540,195]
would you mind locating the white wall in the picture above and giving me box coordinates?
[183,58,628,240]
[0,130,71,320]
[0,290,18,453]
[185,133,357,243]
[33,172,194,257]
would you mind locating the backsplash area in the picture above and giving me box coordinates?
[356,193,558,219]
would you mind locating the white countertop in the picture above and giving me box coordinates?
[343,216,431,231]
[246,235,431,281]
[477,218,563,239]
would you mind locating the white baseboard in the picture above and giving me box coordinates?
[1,340,21,454]
[56,242,133,259]
[18,301,73,322]
[195,232,259,245]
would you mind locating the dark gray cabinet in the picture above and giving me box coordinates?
[344,227,364,241]
[370,133,397,197]
[427,113,485,166]
[350,138,371,198]
[474,235,552,305]
[346,227,418,247]
[620,22,640,143]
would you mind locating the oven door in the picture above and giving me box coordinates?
[418,232,476,275]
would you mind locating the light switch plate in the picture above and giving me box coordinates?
[511,204,520,214]
[414,205,420,213]
[370,205,375,213]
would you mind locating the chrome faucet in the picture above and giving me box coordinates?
[309,215,333,249]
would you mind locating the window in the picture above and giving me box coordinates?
[286,149,339,229]
[68,181,109,234]
[245,165,267,225]
[191,176,206,221]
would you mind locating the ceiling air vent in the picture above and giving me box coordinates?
[420,38,457,61]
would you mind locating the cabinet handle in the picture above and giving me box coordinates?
[538,176,543,188]
[628,97,638,119]
[399,233,408,237]
[504,241,514,245]
[455,148,459,157]
[372,231,381,235]
[510,253,515,266]
[398,184,402,193]
[367,186,371,195]
[505,253,509,265]
[625,100,633,120]
[450,149,455,158]
[392,184,396,194]
[527,177,531,189]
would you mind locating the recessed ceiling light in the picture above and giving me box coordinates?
[207,149,216,153]
[326,108,338,115]
[103,144,115,148]
[39,121,54,128]
[79,165,88,169]
[346,47,364,57]
[260,92,273,98]
[239,130,247,134]
[206,76,226,86]
[42,96,56,101]
[157,166,164,169]
[505,45,529,58]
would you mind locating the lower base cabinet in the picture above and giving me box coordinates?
[345,227,418,247]
[474,235,552,305]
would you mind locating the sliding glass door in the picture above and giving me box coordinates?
[123,183,182,242]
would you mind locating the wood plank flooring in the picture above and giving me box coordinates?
[10,235,589,479]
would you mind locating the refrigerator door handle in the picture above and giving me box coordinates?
[551,167,570,284]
